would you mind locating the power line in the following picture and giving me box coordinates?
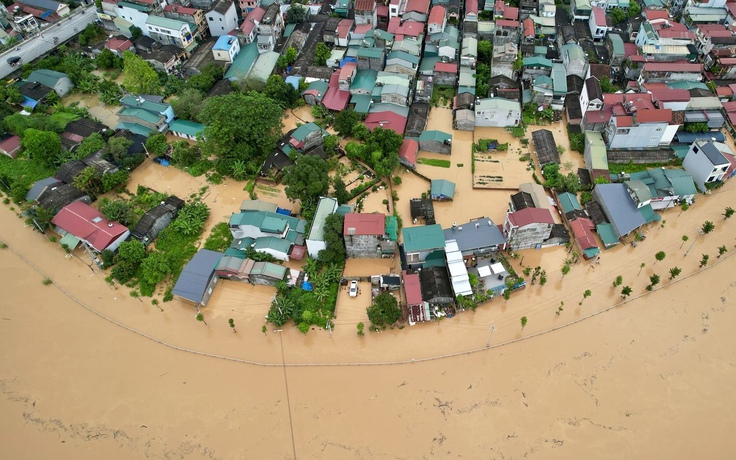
[278,332,297,460]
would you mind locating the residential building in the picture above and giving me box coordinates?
[239,0,259,13]
[402,224,445,267]
[519,182,556,216]
[306,196,339,258]
[570,0,591,20]
[26,69,72,97]
[169,119,205,140]
[474,98,520,127]
[398,138,419,168]
[256,3,283,40]
[344,213,389,258]
[583,131,609,181]
[682,140,731,192]
[465,0,478,21]
[172,249,222,306]
[0,134,21,159]
[146,16,196,49]
[592,183,649,238]
[130,197,183,246]
[638,62,703,84]
[444,218,506,256]
[606,33,625,67]
[446,239,472,296]
[418,130,452,155]
[36,183,90,214]
[357,47,385,71]
[51,201,130,253]
[228,210,307,240]
[634,19,696,48]
[627,168,696,210]
[239,6,265,44]
[206,0,237,36]
[489,75,520,100]
[561,43,588,79]
[120,94,175,123]
[403,0,431,22]
[212,34,239,62]
[404,271,428,324]
[579,76,603,113]
[460,36,477,67]
[289,122,327,151]
[570,217,599,259]
[419,266,455,308]
[531,129,560,167]
[428,5,446,34]
[355,0,377,26]
[105,36,135,56]
[430,179,455,201]
[252,236,292,261]
[163,4,207,39]
[589,6,608,41]
[503,207,554,250]
[248,261,288,286]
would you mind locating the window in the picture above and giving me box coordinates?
[209,16,214,21]
[617,128,630,135]
[407,253,420,263]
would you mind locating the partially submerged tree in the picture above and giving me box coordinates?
[724,207,735,220]
[579,289,591,305]
[196,311,208,326]
[621,286,632,299]
[700,254,709,267]
[669,267,682,280]
[366,291,401,328]
[702,221,715,234]
[520,316,528,329]
[654,251,666,264]
[122,51,160,95]
[282,154,330,202]
[613,275,623,288]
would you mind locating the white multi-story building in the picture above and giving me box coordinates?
[682,140,732,192]
[206,0,238,36]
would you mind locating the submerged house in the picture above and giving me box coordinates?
[306,196,339,258]
[130,196,185,245]
[344,213,391,258]
[430,179,455,201]
[402,224,445,268]
[51,201,130,253]
[444,218,506,255]
[172,249,222,306]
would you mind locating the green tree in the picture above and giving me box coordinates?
[198,92,283,166]
[196,311,208,325]
[282,154,330,202]
[681,235,689,248]
[332,176,350,205]
[145,133,169,157]
[314,42,331,66]
[649,273,660,289]
[104,136,133,164]
[621,286,632,299]
[263,74,299,108]
[600,76,616,93]
[286,3,307,23]
[700,254,709,267]
[718,245,728,257]
[579,289,591,305]
[228,318,236,332]
[117,239,146,265]
[561,264,570,277]
[638,262,645,276]
[204,222,234,252]
[170,201,210,236]
[96,48,122,69]
[72,165,103,197]
[75,132,106,159]
[357,322,365,336]
[334,107,361,136]
[724,207,735,219]
[628,0,641,17]
[520,316,527,329]
[669,266,682,280]
[262,325,267,335]
[613,275,623,288]
[98,79,123,105]
[318,214,346,264]
[366,291,401,327]
[22,129,62,167]
[654,251,666,264]
[685,122,709,133]
[122,51,160,95]
[477,40,492,64]
[611,8,626,24]
[170,88,204,121]
[130,26,143,40]
[138,251,171,286]
[702,221,715,234]
[170,140,199,166]
[100,199,132,225]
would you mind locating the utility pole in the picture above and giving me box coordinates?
[486,321,495,348]
[685,229,704,257]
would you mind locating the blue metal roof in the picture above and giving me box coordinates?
[172,249,222,304]
[594,183,645,238]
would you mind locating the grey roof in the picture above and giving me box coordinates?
[699,141,729,166]
[443,218,506,252]
[26,177,61,202]
[419,266,454,303]
[18,0,63,12]
[584,77,602,101]
[532,129,560,166]
[511,191,535,210]
[172,249,223,304]
[594,183,645,238]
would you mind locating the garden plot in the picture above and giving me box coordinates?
[472,128,535,189]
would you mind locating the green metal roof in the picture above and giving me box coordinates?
[115,122,154,136]
[608,33,624,56]
[336,204,355,216]
[419,130,452,143]
[533,74,553,88]
[224,247,247,259]
[533,45,548,56]
[357,47,384,58]
[303,80,328,100]
[523,56,552,68]
[229,211,291,234]
[419,56,440,72]
[596,223,618,247]
[423,250,447,267]
[402,224,445,253]
[664,169,697,196]
[249,52,280,83]
[169,119,204,137]
[352,69,377,91]
[308,197,338,241]
[562,43,586,62]
[552,62,567,95]
[638,204,660,224]
[671,144,690,159]
[118,107,162,123]
[284,23,296,38]
[625,180,652,203]
[225,42,259,81]
[557,192,581,214]
[291,122,322,142]
[387,50,420,65]
[120,95,170,114]
[59,232,80,250]
[118,1,150,11]
[146,15,193,32]
[667,81,708,90]
[254,236,292,254]
[584,247,600,258]
[585,131,608,170]
[430,179,455,198]
[385,215,397,241]
[27,69,69,88]
[250,261,287,279]
[351,94,372,113]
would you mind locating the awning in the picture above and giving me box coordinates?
[59,232,80,250]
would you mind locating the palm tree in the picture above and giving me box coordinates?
[702,221,715,234]
[621,286,632,299]
[313,286,329,303]
[196,312,208,326]
[680,235,689,249]
[228,318,236,332]
[520,316,528,329]
[151,299,163,312]
[561,264,570,278]
[324,263,343,284]
[718,245,728,258]
[654,251,666,264]
[579,289,592,305]
[638,263,645,276]
[724,207,735,220]
[649,274,660,289]
[700,254,710,268]
[669,267,682,280]
[613,275,623,288]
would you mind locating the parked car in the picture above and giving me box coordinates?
[7,56,21,67]
[349,280,358,298]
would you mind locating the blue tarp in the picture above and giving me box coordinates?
[285,76,301,89]
[302,281,313,291]
[340,57,357,68]
[276,207,291,216]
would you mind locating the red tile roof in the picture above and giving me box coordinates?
[289,244,306,261]
[592,6,605,25]
[650,89,691,103]
[403,270,423,306]
[722,100,736,112]
[163,4,199,15]
[105,37,133,52]
[623,42,639,58]
[398,138,419,165]
[657,30,695,40]
[0,134,21,158]
[570,218,597,250]
[337,19,354,38]
[428,5,446,24]
[240,7,265,34]
[344,213,385,236]
[503,6,518,19]
[719,57,736,65]
[397,20,424,36]
[355,0,375,11]
[508,207,553,227]
[322,71,351,111]
[465,0,478,15]
[434,61,457,73]
[406,0,430,14]
[629,109,672,124]
[643,62,702,72]
[377,4,389,16]
[364,111,408,135]
[616,115,633,127]
[716,86,734,96]
[51,201,129,252]
[644,10,669,20]
[496,19,519,28]
[584,110,612,124]
[354,23,372,35]
[339,62,356,82]
[523,17,534,37]
[388,17,401,33]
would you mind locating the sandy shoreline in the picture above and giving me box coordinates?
[3,174,736,458]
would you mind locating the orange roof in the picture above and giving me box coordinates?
[428,5,446,24]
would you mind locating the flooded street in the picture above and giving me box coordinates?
[64,93,120,128]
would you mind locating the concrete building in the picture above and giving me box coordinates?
[206,0,238,36]
[344,213,389,258]
[212,34,239,62]
[682,140,732,192]
[172,249,222,306]
[306,197,339,258]
[503,207,554,250]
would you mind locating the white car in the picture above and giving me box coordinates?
[349,280,358,298]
